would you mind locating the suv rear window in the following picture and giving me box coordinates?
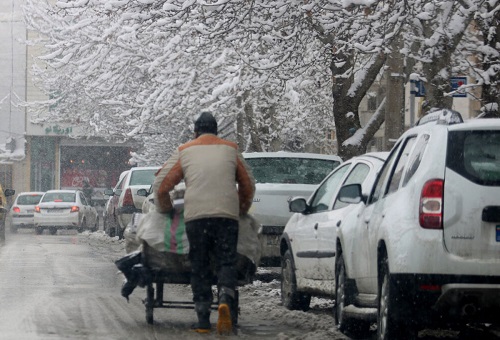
[245,158,340,184]
[447,130,500,186]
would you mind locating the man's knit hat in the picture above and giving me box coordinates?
[194,111,218,135]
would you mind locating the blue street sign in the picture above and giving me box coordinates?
[410,80,426,97]
[450,77,467,97]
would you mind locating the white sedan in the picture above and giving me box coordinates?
[34,190,98,235]
[280,152,388,311]
[8,191,45,233]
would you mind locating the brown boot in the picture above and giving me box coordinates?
[217,289,235,335]
[216,302,232,335]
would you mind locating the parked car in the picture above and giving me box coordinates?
[0,183,15,242]
[279,152,388,312]
[137,185,155,214]
[243,151,342,266]
[103,170,130,237]
[334,109,500,339]
[7,191,44,233]
[34,189,98,235]
[115,166,160,239]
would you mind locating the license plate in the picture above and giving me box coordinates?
[27,209,34,213]
[497,225,500,242]
[46,209,60,213]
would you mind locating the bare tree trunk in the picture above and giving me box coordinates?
[266,104,282,151]
[236,96,246,151]
[332,52,387,160]
[479,4,500,118]
[420,8,474,114]
[243,91,263,152]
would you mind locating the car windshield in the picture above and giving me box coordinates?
[129,169,158,186]
[17,194,43,205]
[42,192,76,203]
[245,158,340,184]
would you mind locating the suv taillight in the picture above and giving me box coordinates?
[35,206,40,213]
[419,179,444,229]
[122,188,134,207]
[13,206,20,213]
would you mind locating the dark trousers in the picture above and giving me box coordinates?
[185,217,238,303]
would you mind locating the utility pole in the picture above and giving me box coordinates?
[384,35,405,150]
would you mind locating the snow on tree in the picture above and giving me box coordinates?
[22,0,499,162]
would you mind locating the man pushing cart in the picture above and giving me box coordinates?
[116,112,256,335]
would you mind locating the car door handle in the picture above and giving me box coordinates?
[314,223,318,230]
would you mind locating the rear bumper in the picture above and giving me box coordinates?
[34,214,79,228]
[11,216,35,227]
[258,225,285,267]
[391,273,500,325]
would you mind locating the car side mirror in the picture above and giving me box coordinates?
[289,197,308,213]
[104,188,114,196]
[4,189,15,197]
[338,184,366,204]
[137,188,149,197]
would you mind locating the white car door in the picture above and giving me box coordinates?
[351,147,401,292]
[292,164,350,280]
[315,162,372,281]
[363,137,417,293]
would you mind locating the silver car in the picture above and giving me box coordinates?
[34,190,98,235]
[8,191,44,233]
[243,151,342,266]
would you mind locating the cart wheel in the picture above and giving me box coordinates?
[145,284,154,324]
[232,290,239,326]
[146,307,154,325]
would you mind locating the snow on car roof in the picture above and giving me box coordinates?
[449,118,500,130]
[242,151,342,161]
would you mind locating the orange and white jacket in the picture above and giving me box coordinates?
[153,133,255,223]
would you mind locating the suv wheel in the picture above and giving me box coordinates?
[335,255,370,338]
[377,257,416,340]
[281,250,311,311]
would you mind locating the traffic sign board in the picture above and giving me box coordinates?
[450,77,467,97]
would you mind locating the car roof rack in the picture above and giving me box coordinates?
[416,109,464,126]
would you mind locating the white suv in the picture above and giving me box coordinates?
[335,109,500,339]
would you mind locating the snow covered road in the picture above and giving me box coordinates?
[0,230,497,339]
